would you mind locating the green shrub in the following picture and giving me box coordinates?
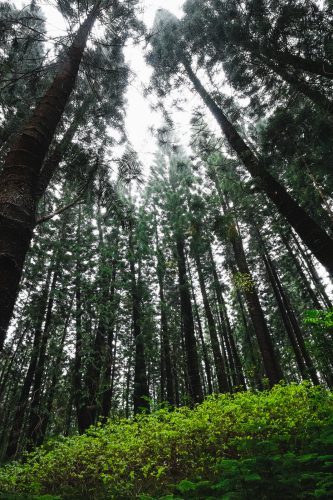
[0,383,332,499]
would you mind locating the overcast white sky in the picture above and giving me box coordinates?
[124,0,187,167]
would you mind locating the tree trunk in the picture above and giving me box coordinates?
[291,232,333,308]
[73,206,87,433]
[36,97,92,198]
[101,264,119,420]
[183,61,333,276]
[185,250,213,395]
[259,55,333,116]
[208,244,246,389]
[259,44,333,80]
[26,267,59,448]
[5,262,53,458]
[156,250,175,405]
[228,224,283,386]
[35,297,73,446]
[193,250,229,393]
[279,230,327,309]
[0,2,101,348]
[262,247,319,384]
[128,220,150,415]
[176,233,203,404]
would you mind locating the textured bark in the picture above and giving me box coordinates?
[176,233,203,404]
[0,3,101,349]
[184,61,333,276]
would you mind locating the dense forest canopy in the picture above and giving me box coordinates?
[0,0,333,497]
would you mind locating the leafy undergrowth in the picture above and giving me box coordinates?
[0,383,332,499]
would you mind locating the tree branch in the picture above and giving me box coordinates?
[36,191,85,225]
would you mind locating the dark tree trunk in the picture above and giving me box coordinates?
[208,245,246,389]
[36,97,91,198]
[0,326,28,401]
[73,206,87,433]
[128,220,150,415]
[26,268,59,448]
[279,230,328,310]
[234,280,264,390]
[184,61,333,276]
[260,56,333,116]
[176,233,203,404]
[80,320,105,429]
[259,44,333,80]
[35,297,73,446]
[186,252,213,395]
[0,2,101,349]
[5,263,53,458]
[101,264,118,420]
[228,224,283,386]
[262,248,319,384]
[291,232,333,308]
[193,250,229,393]
[156,249,175,406]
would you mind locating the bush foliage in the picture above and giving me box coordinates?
[0,383,332,499]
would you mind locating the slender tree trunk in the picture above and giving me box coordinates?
[291,232,333,308]
[279,230,327,309]
[154,211,175,405]
[5,262,53,458]
[234,281,264,389]
[186,252,213,395]
[26,268,59,448]
[0,2,101,348]
[36,297,73,445]
[228,224,283,386]
[262,248,319,384]
[73,206,86,433]
[183,61,333,276]
[156,253,175,405]
[176,233,203,404]
[128,220,150,414]
[0,326,28,401]
[193,250,229,393]
[36,96,91,198]
[208,245,246,388]
[101,265,118,419]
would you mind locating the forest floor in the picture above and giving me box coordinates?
[0,383,332,499]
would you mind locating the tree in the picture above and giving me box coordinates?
[147,9,333,276]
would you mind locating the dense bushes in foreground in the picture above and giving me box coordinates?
[0,383,332,499]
